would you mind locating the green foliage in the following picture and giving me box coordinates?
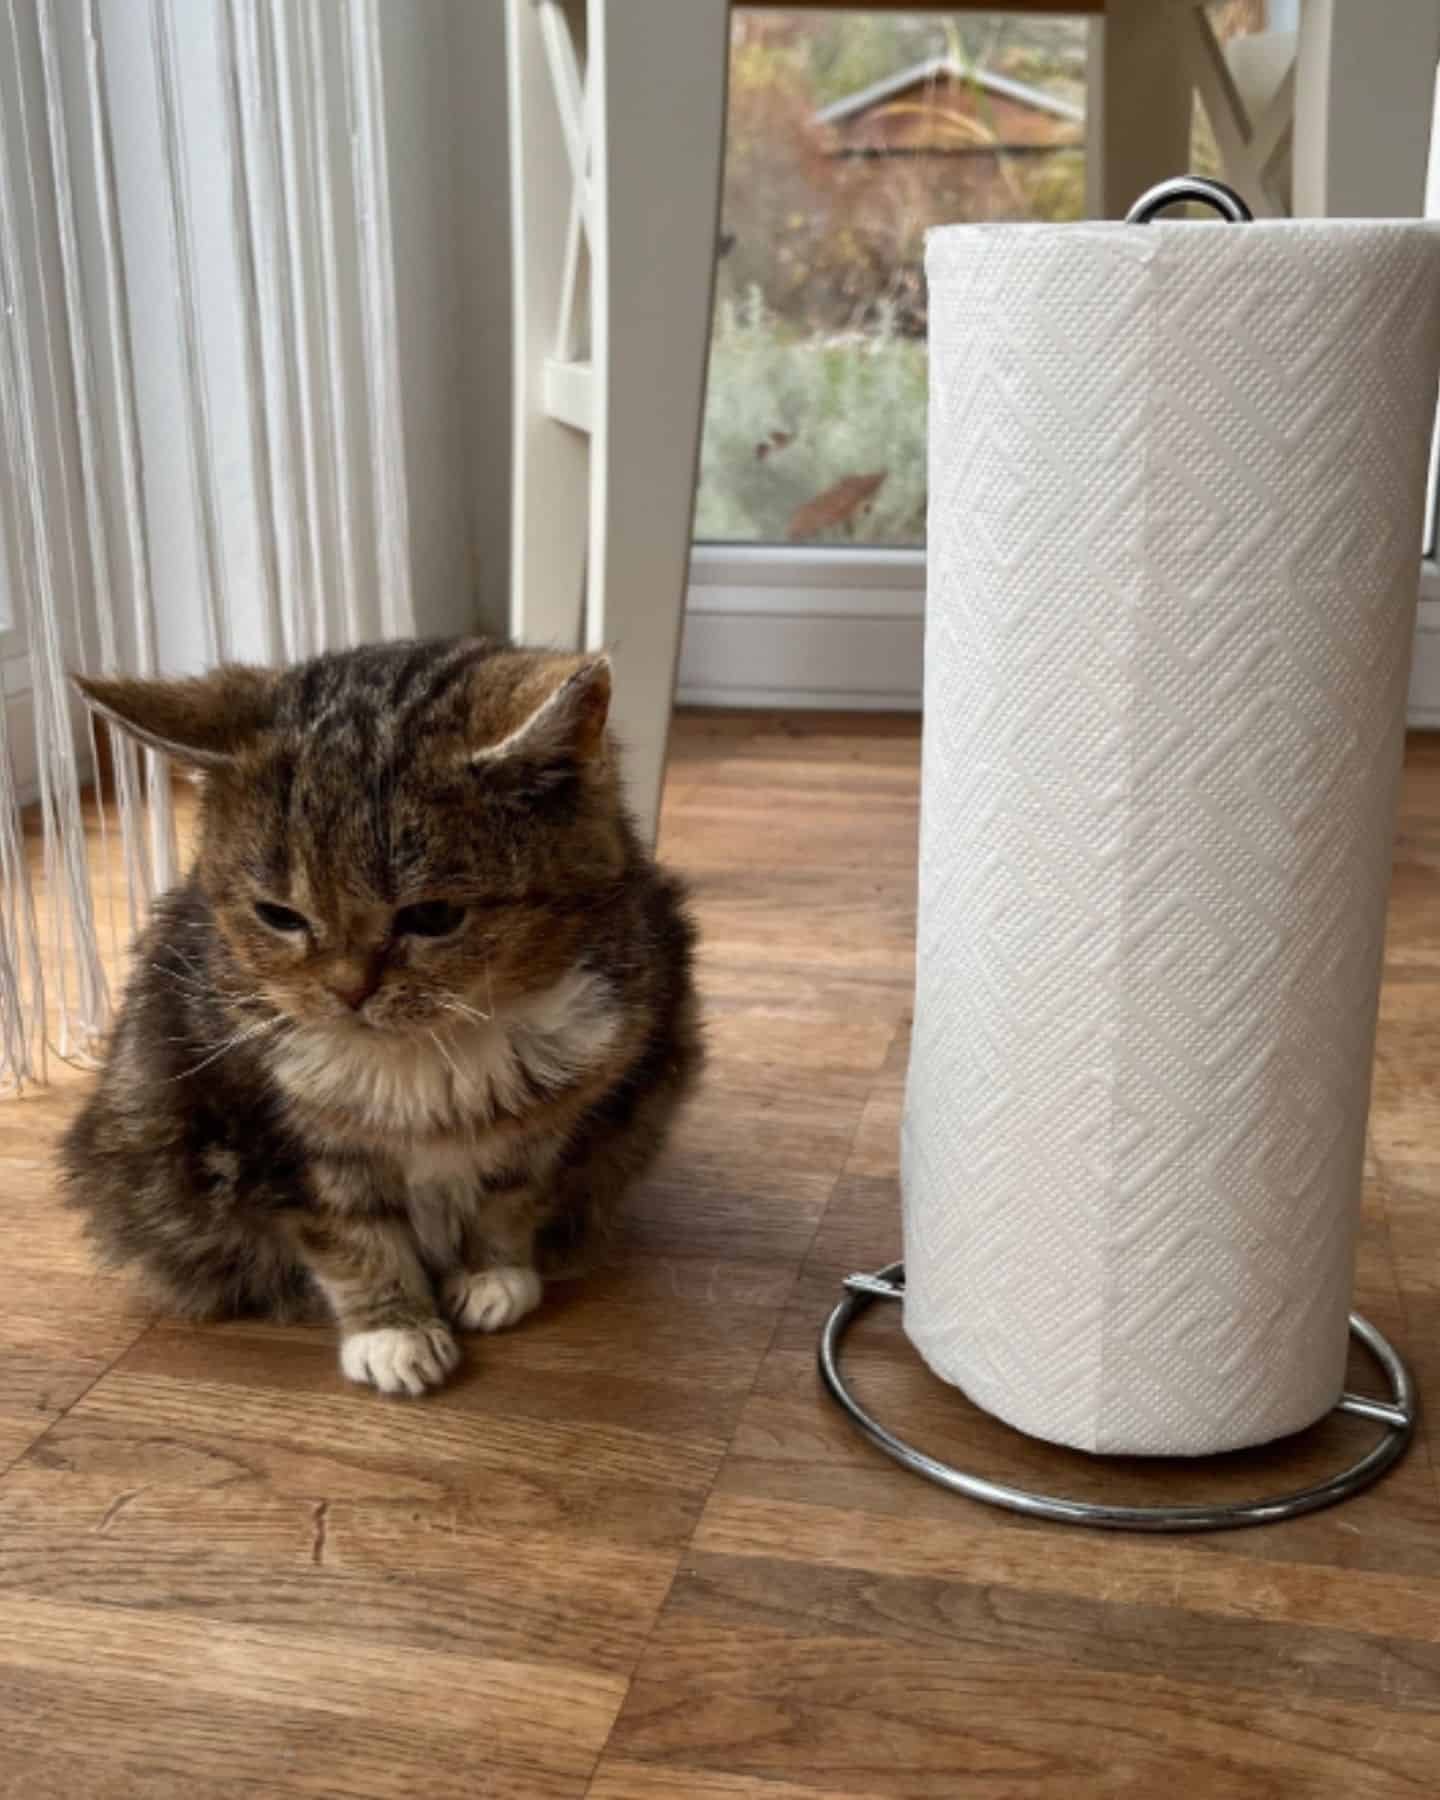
[1012,149,1086,225]
[718,12,1087,342]
[695,290,928,546]
[800,15,949,107]
[696,12,1090,547]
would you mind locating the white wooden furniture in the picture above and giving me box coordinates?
[508,0,1440,826]
[1088,0,1439,220]
[506,0,729,844]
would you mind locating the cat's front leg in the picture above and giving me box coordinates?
[292,1185,460,1396]
[446,1263,543,1333]
[442,1190,543,1334]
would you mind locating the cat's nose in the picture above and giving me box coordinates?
[325,964,380,1012]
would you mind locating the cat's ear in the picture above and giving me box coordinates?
[472,654,612,775]
[72,666,279,770]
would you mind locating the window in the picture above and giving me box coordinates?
[695,10,1089,550]
[1427,56,1440,567]
[682,3,1440,716]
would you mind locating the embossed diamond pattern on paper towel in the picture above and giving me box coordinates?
[904,222,1440,1454]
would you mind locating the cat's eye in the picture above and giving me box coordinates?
[394,899,468,939]
[254,900,310,935]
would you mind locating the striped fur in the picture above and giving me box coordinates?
[62,639,701,1395]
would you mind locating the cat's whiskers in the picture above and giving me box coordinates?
[162,944,207,975]
[166,1015,287,1082]
[156,946,225,991]
[158,938,264,1006]
[150,963,271,1018]
[425,1028,463,1096]
[160,994,273,1044]
[152,942,245,991]
[439,995,492,1028]
[150,960,211,997]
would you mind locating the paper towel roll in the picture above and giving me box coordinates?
[904,219,1440,1456]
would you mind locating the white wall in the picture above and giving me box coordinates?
[449,0,514,639]
[379,3,472,640]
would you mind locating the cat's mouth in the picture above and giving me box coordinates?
[264,981,496,1040]
[314,1003,472,1040]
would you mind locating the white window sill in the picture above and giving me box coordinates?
[1408,560,1440,727]
[679,543,924,710]
[682,545,1440,725]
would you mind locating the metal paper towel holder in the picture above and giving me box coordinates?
[1124,174,1255,223]
[819,1264,1415,1533]
[818,174,1419,1531]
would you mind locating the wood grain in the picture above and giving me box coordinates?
[5,712,1440,1797]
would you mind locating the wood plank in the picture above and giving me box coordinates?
[693,1491,1440,1647]
[8,713,1440,1796]
[606,1659,1440,1800]
[589,1767,859,1800]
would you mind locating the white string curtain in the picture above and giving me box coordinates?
[0,0,417,1094]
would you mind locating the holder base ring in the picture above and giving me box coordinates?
[819,1262,1416,1532]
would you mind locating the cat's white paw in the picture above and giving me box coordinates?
[445,1265,543,1333]
[340,1321,460,1396]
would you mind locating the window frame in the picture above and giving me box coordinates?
[680,542,925,709]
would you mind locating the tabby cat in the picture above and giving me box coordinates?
[62,639,701,1395]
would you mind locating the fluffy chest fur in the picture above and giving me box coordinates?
[270,965,622,1153]
[62,639,702,1361]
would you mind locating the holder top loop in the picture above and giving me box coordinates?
[1125,176,1254,224]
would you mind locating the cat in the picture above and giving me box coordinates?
[61,638,701,1396]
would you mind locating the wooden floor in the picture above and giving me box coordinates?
[5,711,1440,1796]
